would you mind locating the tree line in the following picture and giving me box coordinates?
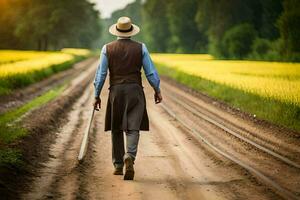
[0,0,102,50]
[1,0,299,61]
[101,0,299,61]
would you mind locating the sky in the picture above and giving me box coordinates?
[90,0,135,18]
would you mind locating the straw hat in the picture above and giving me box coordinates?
[109,16,140,37]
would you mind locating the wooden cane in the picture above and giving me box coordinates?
[78,109,95,162]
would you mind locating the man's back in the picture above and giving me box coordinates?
[106,39,143,86]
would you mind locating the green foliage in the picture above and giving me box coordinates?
[248,38,283,61]
[120,0,295,61]
[166,0,205,53]
[142,0,171,52]
[2,0,299,62]
[0,0,27,49]
[278,0,300,60]
[0,148,23,168]
[195,0,262,57]
[192,0,297,61]
[0,0,102,50]
[156,63,300,132]
[221,24,257,59]
[251,38,272,56]
[259,0,283,39]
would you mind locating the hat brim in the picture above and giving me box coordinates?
[109,23,140,37]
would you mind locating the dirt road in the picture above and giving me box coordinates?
[22,60,299,200]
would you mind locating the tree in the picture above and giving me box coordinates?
[250,38,272,59]
[259,0,283,39]
[15,0,54,50]
[166,0,206,53]
[141,0,171,52]
[0,0,29,49]
[278,0,300,58]
[196,0,262,57]
[1,0,101,50]
[221,23,257,59]
[99,0,298,61]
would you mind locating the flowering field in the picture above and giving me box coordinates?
[152,54,300,131]
[0,51,50,65]
[0,49,91,95]
[152,54,300,107]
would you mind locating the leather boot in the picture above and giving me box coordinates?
[113,167,123,175]
[124,156,134,180]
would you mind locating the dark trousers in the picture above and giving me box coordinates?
[111,130,140,168]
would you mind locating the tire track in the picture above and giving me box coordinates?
[165,91,300,169]
[160,82,300,200]
[22,79,94,200]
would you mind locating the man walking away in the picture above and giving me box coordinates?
[93,16,162,180]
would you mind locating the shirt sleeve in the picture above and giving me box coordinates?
[142,43,161,93]
[93,45,108,97]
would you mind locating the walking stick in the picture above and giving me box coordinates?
[78,109,96,162]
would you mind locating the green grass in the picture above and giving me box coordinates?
[156,63,300,132]
[0,148,23,167]
[0,84,66,167]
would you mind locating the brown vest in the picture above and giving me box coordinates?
[106,39,143,86]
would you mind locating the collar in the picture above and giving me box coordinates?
[117,36,131,40]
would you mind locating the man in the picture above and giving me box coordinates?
[93,16,162,180]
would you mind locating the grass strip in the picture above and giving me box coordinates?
[156,63,300,132]
[0,84,66,167]
[0,148,23,168]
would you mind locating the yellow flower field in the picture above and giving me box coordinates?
[0,53,74,77]
[0,49,91,77]
[0,49,91,95]
[151,54,300,106]
[61,48,91,56]
[0,51,50,65]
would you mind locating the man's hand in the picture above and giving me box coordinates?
[93,97,101,111]
[154,91,162,104]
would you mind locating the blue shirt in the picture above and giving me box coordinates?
[93,42,161,97]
